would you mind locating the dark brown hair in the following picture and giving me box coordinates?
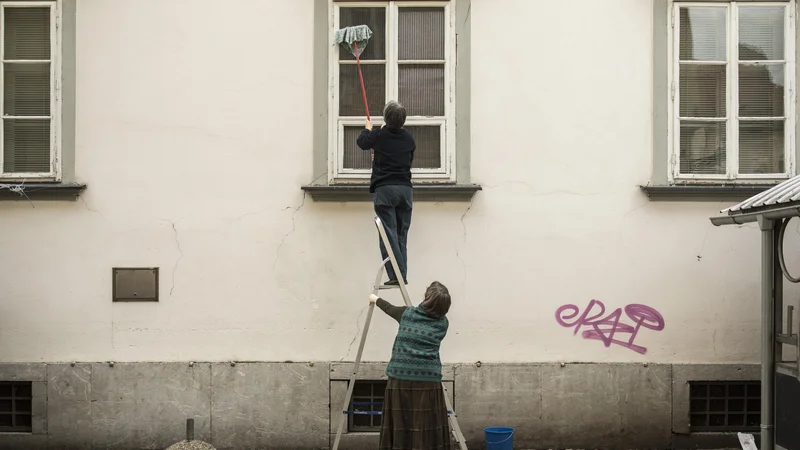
[421,281,451,318]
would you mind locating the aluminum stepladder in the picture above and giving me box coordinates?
[331,216,469,450]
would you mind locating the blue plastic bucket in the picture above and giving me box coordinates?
[484,426,514,450]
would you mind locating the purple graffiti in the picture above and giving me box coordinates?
[555,300,665,355]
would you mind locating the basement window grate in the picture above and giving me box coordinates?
[348,380,387,432]
[690,381,760,432]
[0,382,32,433]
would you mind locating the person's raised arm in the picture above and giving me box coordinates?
[369,294,405,323]
[356,119,379,150]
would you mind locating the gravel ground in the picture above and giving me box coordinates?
[164,440,216,450]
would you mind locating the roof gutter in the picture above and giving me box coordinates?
[710,205,800,226]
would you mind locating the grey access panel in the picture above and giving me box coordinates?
[776,372,800,450]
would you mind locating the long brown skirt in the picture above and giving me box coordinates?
[379,377,453,450]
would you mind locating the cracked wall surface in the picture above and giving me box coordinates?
[0,0,795,368]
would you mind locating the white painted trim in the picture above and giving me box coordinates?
[328,0,338,183]
[0,0,61,181]
[335,118,449,178]
[338,60,387,65]
[671,0,796,181]
[730,2,739,178]
[329,0,456,183]
[670,2,683,181]
[786,0,796,175]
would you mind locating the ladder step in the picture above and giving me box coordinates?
[343,410,382,415]
[378,284,402,290]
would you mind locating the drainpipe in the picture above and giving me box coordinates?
[758,215,776,450]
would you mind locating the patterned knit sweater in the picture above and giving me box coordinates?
[376,299,449,382]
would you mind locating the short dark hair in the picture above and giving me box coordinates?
[421,281,451,318]
[383,100,406,130]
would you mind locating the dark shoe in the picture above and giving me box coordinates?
[383,279,408,286]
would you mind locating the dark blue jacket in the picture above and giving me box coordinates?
[357,126,415,193]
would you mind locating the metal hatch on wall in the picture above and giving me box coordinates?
[711,176,800,450]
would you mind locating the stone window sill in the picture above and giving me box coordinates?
[640,183,777,201]
[0,182,86,201]
[301,183,481,202]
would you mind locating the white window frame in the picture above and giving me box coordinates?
[668,0,796,183]
[328,1,456,183]
[0,0,61,181]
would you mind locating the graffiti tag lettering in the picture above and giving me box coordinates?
[555,300,665,355]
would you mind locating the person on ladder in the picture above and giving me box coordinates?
[368,281,453,450]
[357,100,415,286]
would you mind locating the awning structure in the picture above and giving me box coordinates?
[710,176,800,450]
[711,176,800,226]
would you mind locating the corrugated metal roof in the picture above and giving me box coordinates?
[722,175,800,215]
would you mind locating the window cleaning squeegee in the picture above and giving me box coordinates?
[334,25,373,119]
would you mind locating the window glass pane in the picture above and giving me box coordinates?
[739,120,784,174]
[343,126,371,170]
[339,64,385,117]
[729,399,745,411]
[739,6,785,61]
[739,63,784,117]
[728,384,745,397]
[353,383,370,397]
[352,412,370,427]
[680,121,726,175]
[680,7,727,61]
[406,125,441,169]
[680,65,726,118]
[3,119,50,173]
[13,384,31,398]
[398,8,445,60]
[399,65,444,117]
[15,414,31,428]
[3,7,50,60]
[339,7,386,61]
[4,63,50,116]
[14,400,30,413]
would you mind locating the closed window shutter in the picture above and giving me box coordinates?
[338,7,387,171]
[677,4,790,178]
[678,6,727,176]
[398,7,445,170]
[738,6,786,175]
[338,7,386,119]
[2,6,52,174]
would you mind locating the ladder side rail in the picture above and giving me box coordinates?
[374,217,412,307]
[332,258,388,450]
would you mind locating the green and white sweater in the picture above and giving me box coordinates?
[376,298,449,382]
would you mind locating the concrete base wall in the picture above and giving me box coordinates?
[0,362,758,450]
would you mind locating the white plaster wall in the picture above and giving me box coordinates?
[0,0,793,364]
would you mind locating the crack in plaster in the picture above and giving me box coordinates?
[455,197,475,303]
[340,305,367,362]
[622,200,649,221]
[79,195,107,221]
[168,220,184,297]
[484,181,604,197]
[696,222,713,261]
[273,192,307,270]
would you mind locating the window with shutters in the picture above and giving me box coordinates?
[0,1,60,180]
[330,1,455,182]
[670,2,796,182]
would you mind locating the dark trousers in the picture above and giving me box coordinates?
[373,185,413,282]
